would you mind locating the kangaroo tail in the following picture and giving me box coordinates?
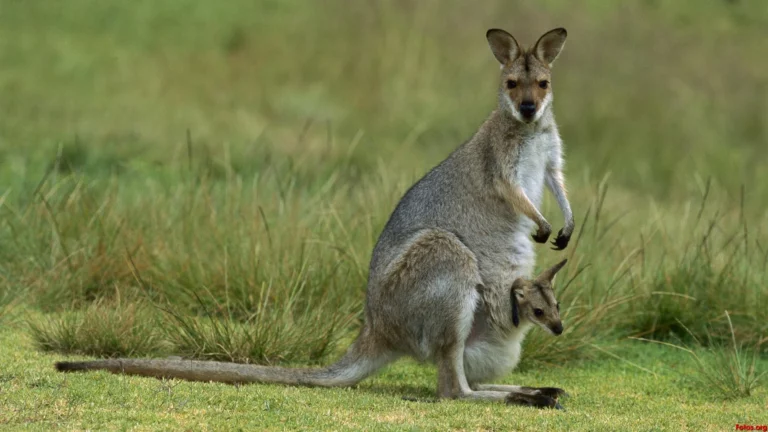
[55,330,393,387]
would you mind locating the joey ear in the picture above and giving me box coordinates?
[486,28,522,65]
[510,278,525,327]
[533,27,567,67]
[511,291,520,327]
[537,259,568,284]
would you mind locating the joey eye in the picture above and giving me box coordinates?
[506,80,517,89]
[538,80,549,89]
[534,308,544,317]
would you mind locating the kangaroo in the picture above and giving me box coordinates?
[56,27,575,409]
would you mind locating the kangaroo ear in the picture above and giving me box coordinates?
[511,292,520,327]
[537,259,568,284]
[533,27,567,67]
[510,279,524,327]
[486,28,522,65]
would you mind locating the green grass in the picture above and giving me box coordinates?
[28,299,170,359]
[1,325,766,431]
[1,0,768,429]
[634,311,767,400]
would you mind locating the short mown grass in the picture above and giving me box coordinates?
[2,325,766,431]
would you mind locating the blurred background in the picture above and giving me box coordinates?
[2,0,766,199]
[0,1,766,364]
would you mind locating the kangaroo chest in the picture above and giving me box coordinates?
[512,132,552,208]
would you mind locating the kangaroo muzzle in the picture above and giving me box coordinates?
[519,101,536,119]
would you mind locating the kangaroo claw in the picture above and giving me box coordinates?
[550,229,570,250]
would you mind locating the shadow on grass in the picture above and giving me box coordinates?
[355,382,436,400]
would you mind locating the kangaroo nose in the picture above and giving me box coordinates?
[551,323,563,335]
[520,101,536,118]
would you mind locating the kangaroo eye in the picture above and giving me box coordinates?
[538,80,549,89]
[556,302,560,312]
[534,308,544,317]
[507,80,517,89]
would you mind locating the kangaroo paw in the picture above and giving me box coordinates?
[550,229,570,250]
[532,226,552,244]
[505,392,563,410]
[523,386,570,400]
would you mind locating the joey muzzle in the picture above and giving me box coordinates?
[550,322,563,335]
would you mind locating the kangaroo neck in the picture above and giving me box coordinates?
[480,108,553,152]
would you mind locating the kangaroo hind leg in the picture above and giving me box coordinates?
[385,229,511,403]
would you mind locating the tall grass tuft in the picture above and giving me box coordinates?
[633,311,766,400]
[161,299,355,366]
[29,298,168,358]
[16,164,373,365]
[625,184,768,349]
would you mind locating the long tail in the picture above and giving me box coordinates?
[55,331,393,387]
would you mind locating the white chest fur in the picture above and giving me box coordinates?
[514,132,555,208]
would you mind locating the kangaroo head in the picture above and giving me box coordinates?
[486,28,567,124]
[511,259,567,335]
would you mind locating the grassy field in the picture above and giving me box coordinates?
[1,0,767,430]
[2,323,766,431]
